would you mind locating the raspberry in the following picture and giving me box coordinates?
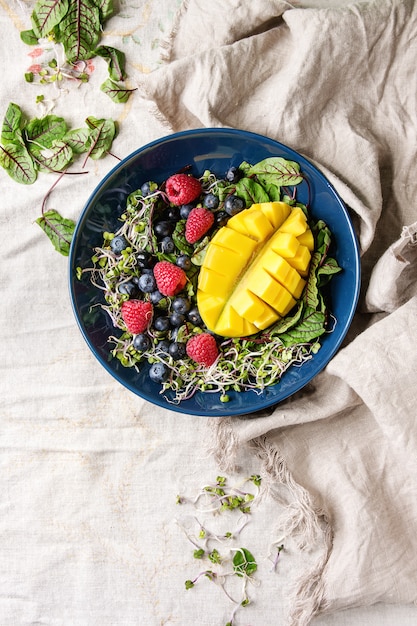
[153,260,187,297]
[185,207,215,244]
[186,333,219,367]
[121,300,153,334]
[165,173,202,206]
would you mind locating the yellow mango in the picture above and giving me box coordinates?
[197,201,312,337]
[270,231,300,258]
[278,207,308,237]
[198,267,234,298]
[286,244,311,276]
[229,288,280,329]
[215,305,258,337]
[258,201,291,228]
[210,227,257,257]
[246,268,296,316]
[242,209,274,241]
[297,228,315,251]
[260,249,306,299]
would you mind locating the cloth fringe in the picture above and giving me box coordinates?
[158,0,191,64]
[252,436,333,625]
[211,420,333,625]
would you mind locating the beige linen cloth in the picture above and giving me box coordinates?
[140,0,417,623]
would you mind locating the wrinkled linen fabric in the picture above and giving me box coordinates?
[140,0,417,623]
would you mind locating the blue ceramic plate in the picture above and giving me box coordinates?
[69,128,360,416]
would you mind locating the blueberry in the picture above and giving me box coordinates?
[141,181,152,196]
[133,333,152,352]
[203,193,219,209]
[154,220,174,238]
[224,194,245,216]
[172,296,191,315]
[176,254,192,271]
[154,316,170,332]
[160,236,175,254]
[155,339,171,355]
[167,206,180,221]
[118,281,139,298]
[225,166,242,183]
[149,362,169,383]
[150,289,164,304]
[136,250,153,268]
[169,312,186,327]
[180,204,194,219]
[188,307,203,326]
[168,341,187,360]
[110,235,129,254]
[215,211,229,227]
[138,272,157,293]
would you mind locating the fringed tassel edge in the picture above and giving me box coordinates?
[252,435,333,625]
[159,0,192,64]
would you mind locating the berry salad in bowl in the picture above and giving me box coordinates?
[69,129,360,416]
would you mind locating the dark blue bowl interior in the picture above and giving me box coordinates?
[69,128,360,416]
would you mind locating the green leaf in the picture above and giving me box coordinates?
[100,78,136,103]
[20,29,39,45]
[36,209,75,256]
[84,116,116,160]
[248,157,303,187]
[25,115,68,147]
[270,300,304,335]
[278,308,326,347]
[317,256,342,287]
[0,143,37,184]
[232,548,257,578]
[1,103,23,145]
[63,127,91,153]
[234,177,270,207]
[303,251,321,309]
[95,45,127,81]
[58,0,100,62]
[92,0,114,21]
[28,140,73,172]
[31,0,69,37]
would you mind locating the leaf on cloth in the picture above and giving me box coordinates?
[31,0,69,37]
[35,209,75,256]
[100,79,137,103]
[63,127,91,154]
[25,115,68,147]
[56,0,101,62]
[1,102,23,145]
[28,140,73,172]
[0,143,37,184]
[95,45,127,81]
[84,116,116,160]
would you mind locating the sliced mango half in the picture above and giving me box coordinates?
[197,201,313,337]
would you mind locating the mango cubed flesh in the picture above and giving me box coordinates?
[246,268,296,316]
[242,209,274,241]
[270,231,300,257]
[278,207,308,237]
[286,244,311,276]
[204,243,248,277]
[210,226,257,257]
[260,249,306,299]
[229,288,280,330]
[198,266,234,298]
[258,201,291,228]
[216,305,258,337]
[297,228,315,251]
[197,202,312,337]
